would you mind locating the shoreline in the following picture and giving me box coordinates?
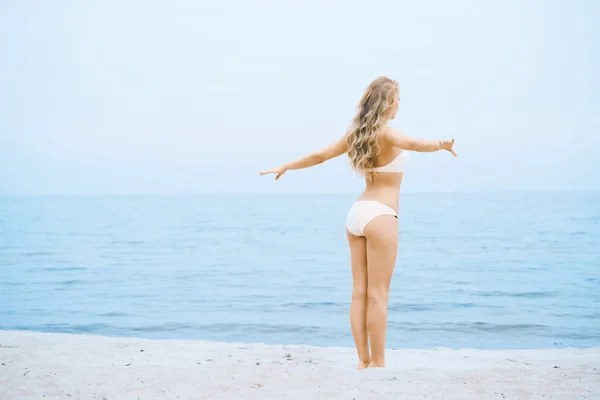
[0,328,596,352]
[1,330,599,399]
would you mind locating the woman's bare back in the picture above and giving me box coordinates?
[359,127,406,210]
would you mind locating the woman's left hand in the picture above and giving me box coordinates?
[440,138,458,156]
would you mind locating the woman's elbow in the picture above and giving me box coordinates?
[404,141,418,151]
[312,152,327,164]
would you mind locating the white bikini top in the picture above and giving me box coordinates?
[367,150,409,173]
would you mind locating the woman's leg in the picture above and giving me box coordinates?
[346,229,370,369]
[363,215,398,367]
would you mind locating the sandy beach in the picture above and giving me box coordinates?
[0,331,598,399]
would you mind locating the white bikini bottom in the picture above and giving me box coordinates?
[345,200,398,237]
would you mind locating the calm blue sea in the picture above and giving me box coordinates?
[1,193,598,349]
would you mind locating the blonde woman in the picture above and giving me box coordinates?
[260,77,457,369]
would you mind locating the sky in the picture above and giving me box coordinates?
[0,0,598,195]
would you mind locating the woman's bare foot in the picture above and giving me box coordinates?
[357,360,370,370]
[368,361,385,368]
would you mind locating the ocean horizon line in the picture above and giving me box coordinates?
[1,190,599,197]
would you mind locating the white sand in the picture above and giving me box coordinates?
[0,331,598,400]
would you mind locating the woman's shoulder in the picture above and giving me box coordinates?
[378,126,399,146]
[381,125,401,137]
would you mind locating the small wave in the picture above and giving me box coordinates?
[389,303,433,312]
[19,251,56,257]
[280,301,339,309]
[550,312,600,320]
[60,280,83,285]
[513,291,558,298]
[548,331,600,340]
[108,240,146,245]
[203,322,322,335]
[42,267,86,272]
[471,322,547,333]
[2,281,25,286]
[389,321,548,334]
[132,323,195,333]
[97,312,129,317]
[26,323,114,333]
[475,290,558,299]
[29,279,87,286]
[129,322,323,336]
[454,302,476,308]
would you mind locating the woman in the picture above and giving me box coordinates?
[260,76,457,369]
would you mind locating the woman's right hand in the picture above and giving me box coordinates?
[259,165,288,180]
[440,139,457,156]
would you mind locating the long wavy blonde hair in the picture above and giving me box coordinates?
[346,77,399,180]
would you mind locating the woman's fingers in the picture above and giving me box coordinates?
[259,168,285,179]
[445,138,457,156]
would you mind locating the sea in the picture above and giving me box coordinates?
[1,192,598,350]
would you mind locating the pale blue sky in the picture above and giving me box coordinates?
[1,0,598,194]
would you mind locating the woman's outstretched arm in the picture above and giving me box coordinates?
[383,127,457,156]
[259,135,348,180]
